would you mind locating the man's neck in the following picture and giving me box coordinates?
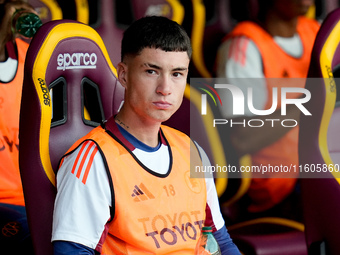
[264,14,299,38]
[114,112,161,148]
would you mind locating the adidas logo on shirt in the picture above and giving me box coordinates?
[131,183,155,202]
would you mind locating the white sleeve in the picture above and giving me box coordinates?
[52,141,112,249]
[195,142,225,231]
[216,36,268,117]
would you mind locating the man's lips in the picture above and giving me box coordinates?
[153,101,172,109]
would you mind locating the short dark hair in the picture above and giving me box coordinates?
[121,15,192,61]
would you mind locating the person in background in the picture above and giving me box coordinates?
[0,0,36,254]
[215,0,320,221]
[51,16,241,255]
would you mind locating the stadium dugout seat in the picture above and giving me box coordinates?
[313,0,339,21]
[186,0,232,78]
[74,0,90,24]
[299,7,340,255]
[187,0,259,78]
[29,0,90,28]
[56,0,89,24]
[19,20,124,255]
[29,0,63,23]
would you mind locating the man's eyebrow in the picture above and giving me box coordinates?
[144,63,161,69]
[173,67,188,71]
[144,63,188,71]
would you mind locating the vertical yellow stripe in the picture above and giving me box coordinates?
[75,0,89,24]
[191,0,212,78]
[166,0,185,25]
[319,21,340,179]
[39,0,63,20]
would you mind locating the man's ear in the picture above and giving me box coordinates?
[117,62,127,88]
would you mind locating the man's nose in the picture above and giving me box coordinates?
[156,76,172,95]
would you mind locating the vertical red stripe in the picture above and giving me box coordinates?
[229,37,249,67]
[76,142,94,178]
[240,37,249,66]
[82,147,98,184]
[71,141,89,174]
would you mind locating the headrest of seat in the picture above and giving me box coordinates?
[129,0,184,24]
[20,20,124,185]
[29,0,63,22]
[308,8,340,78]
[25,19,123,117]
[299,8,340,178]
[303,8,340,125]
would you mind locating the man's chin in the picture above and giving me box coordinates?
[155,110,176,122]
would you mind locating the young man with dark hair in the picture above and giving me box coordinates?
[52,16,241,255]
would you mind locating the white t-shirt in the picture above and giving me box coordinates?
[0,57,18,82]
